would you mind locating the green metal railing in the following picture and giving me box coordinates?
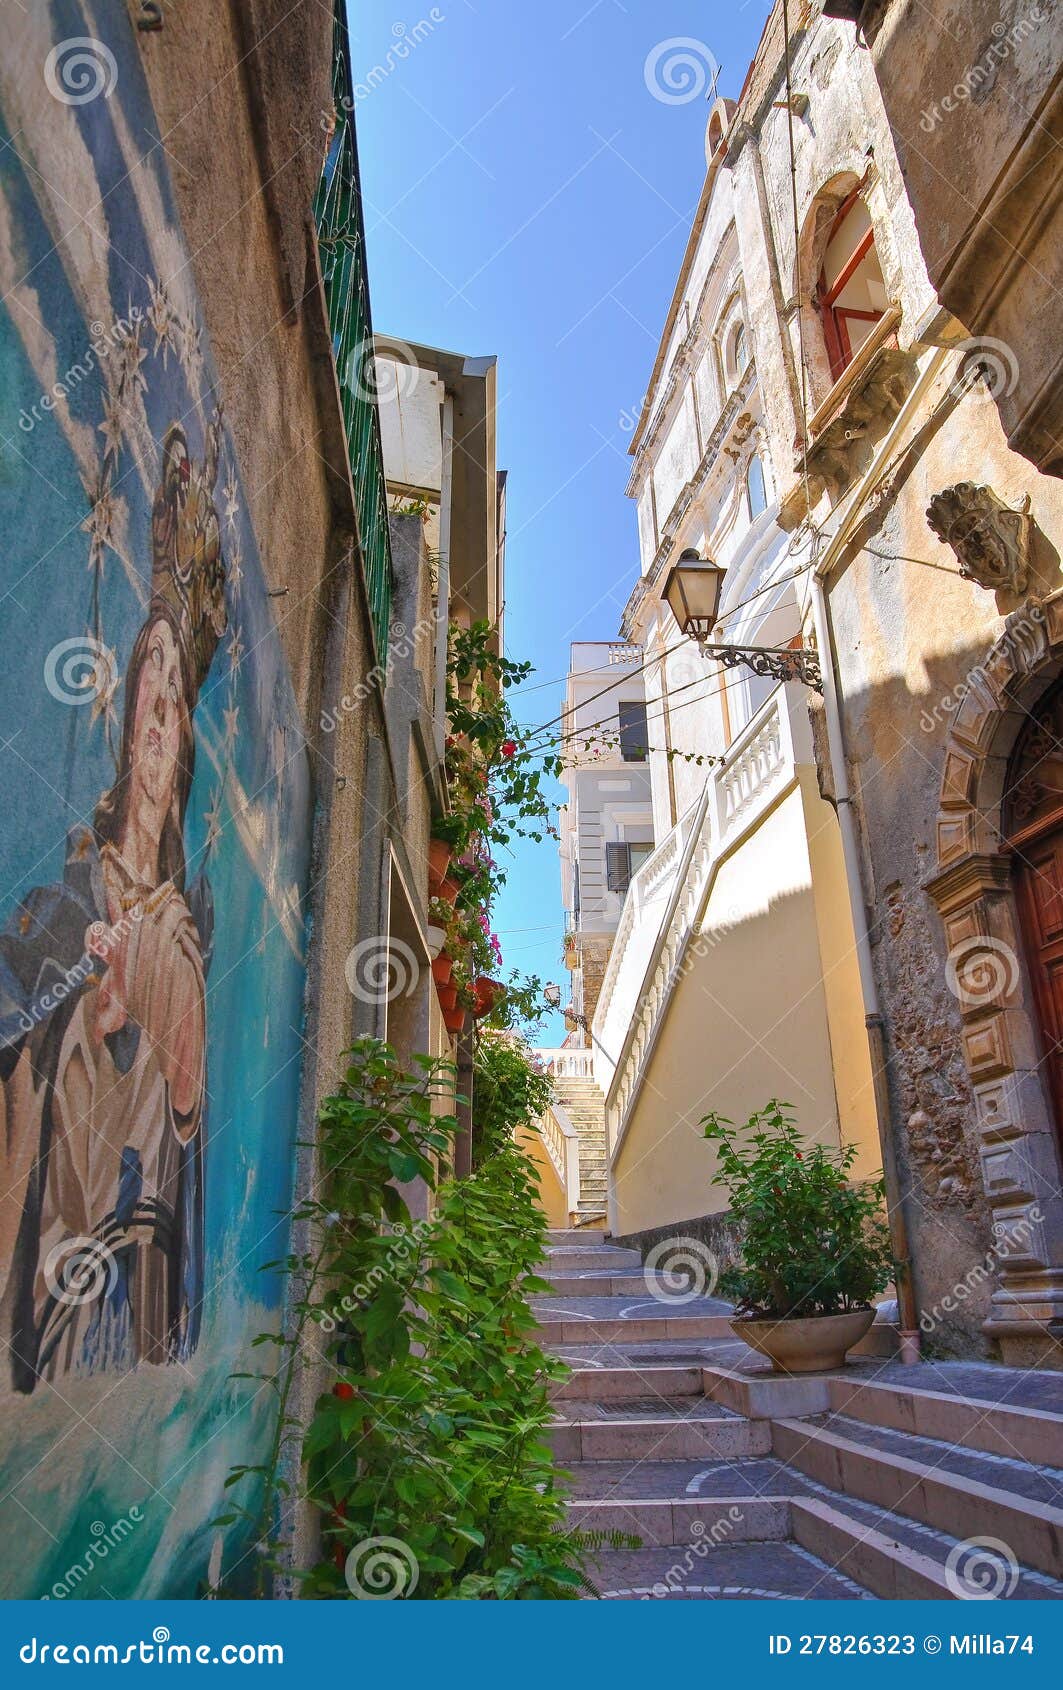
[314,4,393,662]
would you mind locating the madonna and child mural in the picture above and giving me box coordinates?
[0,12,311,1596]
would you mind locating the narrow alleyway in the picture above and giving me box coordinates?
[535,1232,1063,1601]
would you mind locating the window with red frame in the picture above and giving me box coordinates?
[816,191,889,384]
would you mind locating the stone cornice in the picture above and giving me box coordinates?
[620,362,759,639]
[923,851,1013,915]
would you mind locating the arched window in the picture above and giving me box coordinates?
[708,112,724,155]
[746,454,767,519]
[816,191,888,383]
[722,316,749,391]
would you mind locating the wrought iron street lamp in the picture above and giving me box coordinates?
[662,549,823,693]
[544,981,590,1031]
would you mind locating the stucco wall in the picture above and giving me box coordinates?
[610,787,847,1235]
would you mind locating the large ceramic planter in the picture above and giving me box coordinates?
[431,952,453,987]
[443,1004,466,1036]
[436,981,458,1013]
[731,1308,875,1374]
[428,838,452,896]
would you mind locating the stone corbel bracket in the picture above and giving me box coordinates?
[926,482,1031,596]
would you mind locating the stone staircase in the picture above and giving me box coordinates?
[550,1075,609,1225]
[535,1229,1063,1601]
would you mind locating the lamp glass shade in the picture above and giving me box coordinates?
[663,555,726,639]
[544,981,562,1009]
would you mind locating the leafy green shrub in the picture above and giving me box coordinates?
[472,1033,553,1164]
[702,1100,894,1320]
[224,1040,596,1599]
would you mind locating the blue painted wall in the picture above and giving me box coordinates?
[0,6,312,1597]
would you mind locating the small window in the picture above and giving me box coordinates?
[618,700,648,762]
[732,323,748,375]
[605,841,654,896]
[746,454,767,519]
[606,842,632,895]
[816,192,888,383]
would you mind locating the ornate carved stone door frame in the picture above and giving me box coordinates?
[925,590,1063,1365]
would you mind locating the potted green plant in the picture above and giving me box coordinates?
[702,1101,894,1373]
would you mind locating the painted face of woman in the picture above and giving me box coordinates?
[130,617,186,822]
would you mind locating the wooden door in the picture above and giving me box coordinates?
[1014,824,1063,1148]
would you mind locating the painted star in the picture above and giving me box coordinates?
[228,540,243,597]
[88,644,120,732]
[116,313,148,404]
[223,473,240,531]
[97,397,124,459]
[223,700,240,747]
[203,786,224,852]
[146,275,176,366]
[82,482,117,571]
[226,625,244,671]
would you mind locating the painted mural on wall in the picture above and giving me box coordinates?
[0,11,311,1596]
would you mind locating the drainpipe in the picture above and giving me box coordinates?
[809,572,921,1363]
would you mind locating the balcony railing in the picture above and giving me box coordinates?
[531,1048,595,1080]
[594,682,812,1151]
[315,3,393,662]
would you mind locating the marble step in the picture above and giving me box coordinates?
[551,1363,704,1402]
[771,1413,1063,1581]
[790,1492,1063,1601]
[549,1408,771,1463]
[586,1540,870,1601]
[544,1244,641,1271]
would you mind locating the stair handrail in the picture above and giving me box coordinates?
[537,1100,581,1213]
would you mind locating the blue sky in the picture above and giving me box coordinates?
[350,0,773,1038]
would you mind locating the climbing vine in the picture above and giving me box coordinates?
[221,1040,605,1599]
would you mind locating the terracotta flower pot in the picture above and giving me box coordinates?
[730,1308,875,1374]
[472,976,503,1018]
[443,1004,466,1036]
[431,952,453,987]
[436,981,458,1012]
[438,875,460,907]
[428,838,452,896]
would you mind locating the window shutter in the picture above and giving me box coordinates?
[606,842,632,894]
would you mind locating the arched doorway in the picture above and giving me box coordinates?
[925,594,1063,1362]
[1005,676,1063,1156]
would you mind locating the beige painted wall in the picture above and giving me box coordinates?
[610,783,861,1235]
[515,1127,570,1229]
